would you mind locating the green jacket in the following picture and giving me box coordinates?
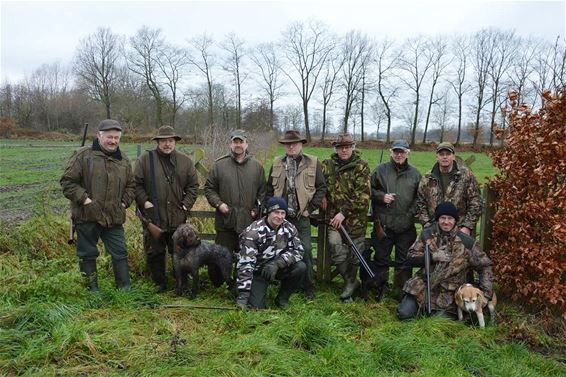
[134,149,199,231]
[204,152,266,233]
[371,158,422,233]
[60,143,135,227]
[416,161,483,231]
[321,150,370,238]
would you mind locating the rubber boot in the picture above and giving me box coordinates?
[79,259,99,292]
[340,263,359,301]
[148,253,167,293]
[112,259,131,289]
[392,268,412,300]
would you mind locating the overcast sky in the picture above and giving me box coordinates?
[1,0,565,83]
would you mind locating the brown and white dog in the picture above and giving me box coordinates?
[454,283,497,328]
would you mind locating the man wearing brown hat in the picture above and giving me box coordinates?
[134,125,199,292]
[61,119,135,291]
[266,129,327,300]
[321,133,370,302]
[416,142,483,236]
[204,129,266,255]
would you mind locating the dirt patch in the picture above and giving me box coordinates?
[0,183,43,194]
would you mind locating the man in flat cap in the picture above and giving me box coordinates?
[204,129,266,257]
[266,129,327,300]
[61,119,135,291]
[368,139,422,298]
[416,142,483,236]
[321,133,370,302]
[134,125,199,292]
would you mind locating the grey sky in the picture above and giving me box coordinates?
[1,0,565,83]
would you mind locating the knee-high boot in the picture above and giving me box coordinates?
[112,259,131,289]
[79,259,99,292]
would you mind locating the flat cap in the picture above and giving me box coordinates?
[98,119,122,132]
[391,140,410,151]
[436,142,455,154]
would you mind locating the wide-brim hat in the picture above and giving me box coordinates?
[279,130,307,144]
[332,133,355,147]
[152,125,182,141]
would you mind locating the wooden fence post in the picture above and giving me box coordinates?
[479,185,495,253]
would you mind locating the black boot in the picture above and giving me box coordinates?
[112,259,131,289]
[148,252,167,292]
[79,259,99,292]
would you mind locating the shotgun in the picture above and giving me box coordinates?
[424,243,432,315]
[338,224,375,279]
[373,142,386,240]
[136,207,164,240]
[68,123,89,245]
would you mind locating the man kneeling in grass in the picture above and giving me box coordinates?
[397,202,494,320]
[236,197,306,310]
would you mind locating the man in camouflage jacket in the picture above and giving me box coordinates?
[416,142,483,235]
[397,202,494,320]
[134,126,199,292]
[61,119,135,291]
[236,197,306,309]
[321,133,370,301]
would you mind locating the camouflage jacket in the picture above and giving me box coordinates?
[371,158,422,233]
[61,140,135,227]
[237,217,304,295]
[416,161,483,232]
[403,225,494,313]
[321,150,371,237]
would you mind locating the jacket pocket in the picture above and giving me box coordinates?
[271,169,283,194]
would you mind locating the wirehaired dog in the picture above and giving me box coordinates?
[454,283,497,328]
[172,223,236,299]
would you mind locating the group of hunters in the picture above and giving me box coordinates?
[61,119,494,320]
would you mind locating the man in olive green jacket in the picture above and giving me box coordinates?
[61,119,135,291]
[204,129,266,254]
[134,126,199,292]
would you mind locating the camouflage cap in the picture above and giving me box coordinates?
[98,119,122,132]
[436,142,455,154]
[332,133,355,147]
[152,125,182,141]
[230,129,248,141]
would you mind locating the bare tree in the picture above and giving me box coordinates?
[251,43,284,129]
[398,36,434,146]
[422,36,451,144]
[281,20,333,141]
[221,33,248,129]
[449,35,472,146]
[470,28,496,148]
[156,44,189,127]
[318,47,344,141]
[74,27,122,119]
[188,33,216,127]
[27,62,70,130]
[374,38,399,143]
[432,85,454,143]
[549,36,566,92]
[340,30,372,133]
[487,30,518,146]
[128,26,166,127]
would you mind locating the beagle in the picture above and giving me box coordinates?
[454,283,497,328]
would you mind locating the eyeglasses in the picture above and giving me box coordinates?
[335,145,353,150]
[391,149,408,154]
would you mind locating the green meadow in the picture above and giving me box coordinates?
[1,139,564,376]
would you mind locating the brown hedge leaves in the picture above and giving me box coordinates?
[489,90,566,319]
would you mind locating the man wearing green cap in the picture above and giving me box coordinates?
[61,119,135,291]
[416,142,483,236]
[134,125,199,292]
[204,129,266,255]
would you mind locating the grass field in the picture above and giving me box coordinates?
[0,139,495,223]
[1,138,565,375]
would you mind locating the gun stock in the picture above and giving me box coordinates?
[373,219,386,240]
[136,207,163,240]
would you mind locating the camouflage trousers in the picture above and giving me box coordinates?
[327,228,364,266]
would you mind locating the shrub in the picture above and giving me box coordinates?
[489,90,566,319]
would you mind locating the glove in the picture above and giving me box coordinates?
[432,248,451,263]
[261,262,279,282]
[236,292,249,310]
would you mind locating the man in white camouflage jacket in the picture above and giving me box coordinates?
[236,197,306,309]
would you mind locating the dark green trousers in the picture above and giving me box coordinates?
[76,222,127,262]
